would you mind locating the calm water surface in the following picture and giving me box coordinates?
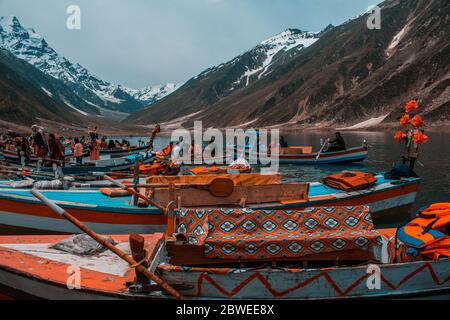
[119,130,450,213]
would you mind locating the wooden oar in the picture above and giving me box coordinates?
[193,178,234,197]
[315,139,329,160]
[104,175,168,213]
[30,189,184,300]
[104,175,235,200]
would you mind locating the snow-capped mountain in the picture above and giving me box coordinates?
[129,0,450,129]
[122,83,180,105]
[197,28,320,88]
[128,27,325,124]
[0,16,178,118]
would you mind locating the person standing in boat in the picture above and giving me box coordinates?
[48,133,65,164]
[15,136,31,165]
[31,125,48,158]
[89,139,101,161]
[89,126,99,142]
[326,132,346,152]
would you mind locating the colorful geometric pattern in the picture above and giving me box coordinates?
[175,206,382,260]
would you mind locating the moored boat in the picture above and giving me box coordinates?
[0,173,420,235]
[277,145,369,165]
[0,206,447,300]
[100,144,152,159]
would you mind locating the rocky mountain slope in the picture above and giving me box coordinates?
[127,27,324,124]
[0,16,179,119]
[128,0,449,129]
[0,48,83,127]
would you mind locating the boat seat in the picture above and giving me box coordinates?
[173,206,384,262]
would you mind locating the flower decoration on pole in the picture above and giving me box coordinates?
[394,99,428,145]
[394,99,429,170]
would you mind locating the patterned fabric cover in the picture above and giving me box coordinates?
[175,206,383,260]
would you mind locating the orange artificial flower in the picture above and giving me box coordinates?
[394,131,406,142]
[405,100,418,113]
[400,114,410,126]
[411,115,425,128]
[413,131,429,145]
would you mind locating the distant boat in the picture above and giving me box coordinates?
[229,145,369,165]
[0,144,152,164]
[277,146,369,165]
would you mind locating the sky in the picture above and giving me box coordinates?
[0,0,378,89]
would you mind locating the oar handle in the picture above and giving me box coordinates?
[30,189,184,300]
[103,175,168,213]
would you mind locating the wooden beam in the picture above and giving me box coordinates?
[152,183,309,207]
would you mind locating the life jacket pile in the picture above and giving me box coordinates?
[322,171,377,191]
[137,160,180,176]
[398,203,450,260]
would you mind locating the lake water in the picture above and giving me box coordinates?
[117,130,450,213]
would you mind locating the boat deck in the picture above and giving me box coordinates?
[0,175,420,213]
[0,234,165,300]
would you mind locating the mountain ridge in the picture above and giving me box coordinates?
[0,16,179,118]
[127,0,450,129]
[126,27,325,124]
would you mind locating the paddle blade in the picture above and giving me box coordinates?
[208,178,234,197]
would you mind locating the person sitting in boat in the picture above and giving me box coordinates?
[107,139,116,149]
[31,125,48,158]
[279,136,289,148]
[326,132,346,152]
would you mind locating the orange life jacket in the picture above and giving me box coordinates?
[322,171,377,191]
[398,203,450,259]
[138,161,180,176]
[188,166,227,176]
[162,144,173,156]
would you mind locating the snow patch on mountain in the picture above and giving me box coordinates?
[0,16,178,116]
[203,28,320,89]
[41,87,53,97]
[122,83,180,105]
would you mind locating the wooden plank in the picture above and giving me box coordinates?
[152,183,309,207]
[166,242,373,266]
[146,173,281,186]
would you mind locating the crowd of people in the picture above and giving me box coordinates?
[0,125,136,165]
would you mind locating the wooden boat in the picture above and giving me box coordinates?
[1,144,151,164]
[100,144,152,159]
[277,145,369,165]
[40,152,156,174]
[1,152,156,177]
[0,174,420,235]
[0,148,88,165]
[229,144,368,165]
[0,228,447,300]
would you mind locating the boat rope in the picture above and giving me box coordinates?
[129,249,149,269]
